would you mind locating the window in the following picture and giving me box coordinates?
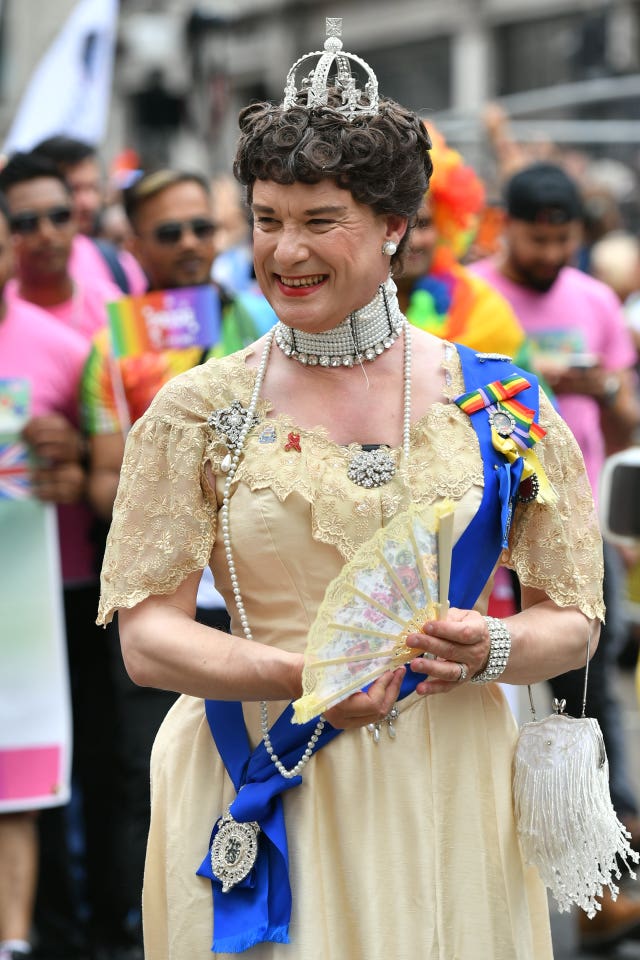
[360,36,451,113]
[496,12,610,96]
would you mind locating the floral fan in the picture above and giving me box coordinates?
[292,501,455,724]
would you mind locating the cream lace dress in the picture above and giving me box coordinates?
[99,342,604,960]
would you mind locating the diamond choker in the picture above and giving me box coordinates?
[274,277,405,368]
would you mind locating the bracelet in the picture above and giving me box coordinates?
[471,616,512,684]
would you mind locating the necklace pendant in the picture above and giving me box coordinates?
[221,452,232,472]
[348,448,396,488]
[210,811,261,893]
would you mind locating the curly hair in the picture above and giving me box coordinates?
[233,94,433,269]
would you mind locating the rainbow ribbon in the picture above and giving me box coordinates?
[455,374,556,504]
[455,374,546,450]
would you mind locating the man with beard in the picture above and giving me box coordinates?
[472,162,640,953]
[472,163,638,494]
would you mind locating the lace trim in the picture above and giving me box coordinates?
[506,391,605,622]
[98,344,604,624]
[203,342,481,560]
[98,412,217,624]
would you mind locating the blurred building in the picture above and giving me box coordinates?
[2,0,640,179]
[116,0,640,182]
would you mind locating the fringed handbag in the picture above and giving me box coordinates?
[513,626,639,917]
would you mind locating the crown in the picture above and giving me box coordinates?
[282,18,379,120]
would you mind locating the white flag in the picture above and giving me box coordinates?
[4,0,119,154]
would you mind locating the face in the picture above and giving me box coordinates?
[252,179,406,332]
[130,181,216,290]
[0,214,15,305]
[65,157,103,235]
[402,198,437,280]
[504,218,581,292]
[6,177,75,284]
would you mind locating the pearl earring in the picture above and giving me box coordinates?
[382,240,397,256]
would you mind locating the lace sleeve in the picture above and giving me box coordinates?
[506,390,605,621]
[97,408,216,625]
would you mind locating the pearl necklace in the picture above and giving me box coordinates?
[220,318,412,779]
[274,277,404,368]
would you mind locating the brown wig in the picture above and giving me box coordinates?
[233,93,432,270]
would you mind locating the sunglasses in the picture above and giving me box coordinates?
[152,218,216,245]
[9,206,73,235]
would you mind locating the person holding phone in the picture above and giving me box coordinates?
[471,162,640,951]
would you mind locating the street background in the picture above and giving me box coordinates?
[2,2,640,958]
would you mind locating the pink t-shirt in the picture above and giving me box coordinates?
[70,233,147,297]
[6,274,120,343]
[0,297,94,585]
[470,260,637,494]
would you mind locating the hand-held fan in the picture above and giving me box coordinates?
[292,501,455,724]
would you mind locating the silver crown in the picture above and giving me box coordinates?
[282,18,379,120]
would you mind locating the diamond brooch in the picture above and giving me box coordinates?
[210,811,261,893]
[348,448,396,488]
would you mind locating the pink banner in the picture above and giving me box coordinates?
[0,745,63,806]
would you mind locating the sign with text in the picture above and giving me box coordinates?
[107,285,222,358]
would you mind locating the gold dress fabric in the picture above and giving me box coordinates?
[99,342,604,960]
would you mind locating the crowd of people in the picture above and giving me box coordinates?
[1,20,640,960]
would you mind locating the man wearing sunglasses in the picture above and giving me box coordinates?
[33,136,146,297]
[0,151,129,960]
[0,190,90,960]
[78,167,273,959]
[81,168,270,517]
[0,152,122,343]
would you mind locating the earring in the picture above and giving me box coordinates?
[382,240,397,256]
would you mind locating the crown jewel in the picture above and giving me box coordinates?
[282,18,379,120]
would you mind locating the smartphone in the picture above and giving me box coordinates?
[565,352,599,369]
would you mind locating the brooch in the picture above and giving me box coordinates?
[476,352,513,363]
[210,809,260,893]
[488,407,517,437]
[454,373,555,506]
[207,400,260,472]
[348,447,396,488]
[258,424,277,444]
[285,431,301,452]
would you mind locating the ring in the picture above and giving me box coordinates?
[456,662,469,683]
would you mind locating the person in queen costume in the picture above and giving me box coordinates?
[99,20,605,959]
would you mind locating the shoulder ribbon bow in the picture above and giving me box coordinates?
[455,373,556,505]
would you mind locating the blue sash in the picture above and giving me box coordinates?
[197,345,540,953]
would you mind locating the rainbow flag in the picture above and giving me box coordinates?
[107,285,222,358]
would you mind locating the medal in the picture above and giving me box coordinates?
[488,406,517,437]
[210,810,261,893]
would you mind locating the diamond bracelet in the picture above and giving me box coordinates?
[471,616,512,684]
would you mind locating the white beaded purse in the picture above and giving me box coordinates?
[513,627,639,918]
